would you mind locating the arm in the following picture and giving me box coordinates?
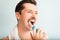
[2,36,9,40]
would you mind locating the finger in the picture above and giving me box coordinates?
[33,28,37,37]
[35,28,43,40]
[30,32,33,39]
[30,29,36,39]
[35,28,39,39]
[36,28,40,38]
[36,29,38,33]
[37,28,42,35]
[38,29,44,39]
[42,32,47,40]
[32,25,36,36]
[39,32,47,40]
[39,28,43,36]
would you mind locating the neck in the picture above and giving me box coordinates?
[17,22,28,38]
[17,22,32,39]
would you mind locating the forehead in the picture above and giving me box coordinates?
[23,3,37,12]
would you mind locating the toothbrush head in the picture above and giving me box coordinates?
[32,25,35,30]
[32,25,38,33]
[36,29,38,33]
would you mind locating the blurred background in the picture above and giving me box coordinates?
[0,0,60,39]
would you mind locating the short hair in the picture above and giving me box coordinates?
[15,0,37,14]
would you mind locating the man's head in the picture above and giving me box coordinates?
[15,0,36,14]
[15,0,37,31]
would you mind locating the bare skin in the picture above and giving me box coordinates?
[16,3,47,40]
[2,3,47,40]
[2,36,9,40]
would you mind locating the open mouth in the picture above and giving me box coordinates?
[28,19,35,27]
[30,20,35,25]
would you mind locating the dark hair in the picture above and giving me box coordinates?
[15,0,36,14]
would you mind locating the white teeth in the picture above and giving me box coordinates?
[30,20,35,22]
[29,21,32,27]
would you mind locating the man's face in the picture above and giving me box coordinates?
[18,3,37,31]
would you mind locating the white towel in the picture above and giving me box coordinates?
[8,25,21,40]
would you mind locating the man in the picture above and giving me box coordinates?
[2,0,47,40]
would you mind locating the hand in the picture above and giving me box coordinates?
[30,28,47,40]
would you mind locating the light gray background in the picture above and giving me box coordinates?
[0,0,60,39]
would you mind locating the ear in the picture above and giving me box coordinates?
[15,12,21,20]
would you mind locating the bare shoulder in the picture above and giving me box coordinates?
[2,36,9,40]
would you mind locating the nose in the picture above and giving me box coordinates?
[32,12,37,20]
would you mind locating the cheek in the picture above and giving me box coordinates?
[21,12,32,24]
[20,14,29,23]
[22,13,32,25]
[25,13,32,18]
[23,13,32,20]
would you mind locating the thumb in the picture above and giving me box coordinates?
[30,31,33,39]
